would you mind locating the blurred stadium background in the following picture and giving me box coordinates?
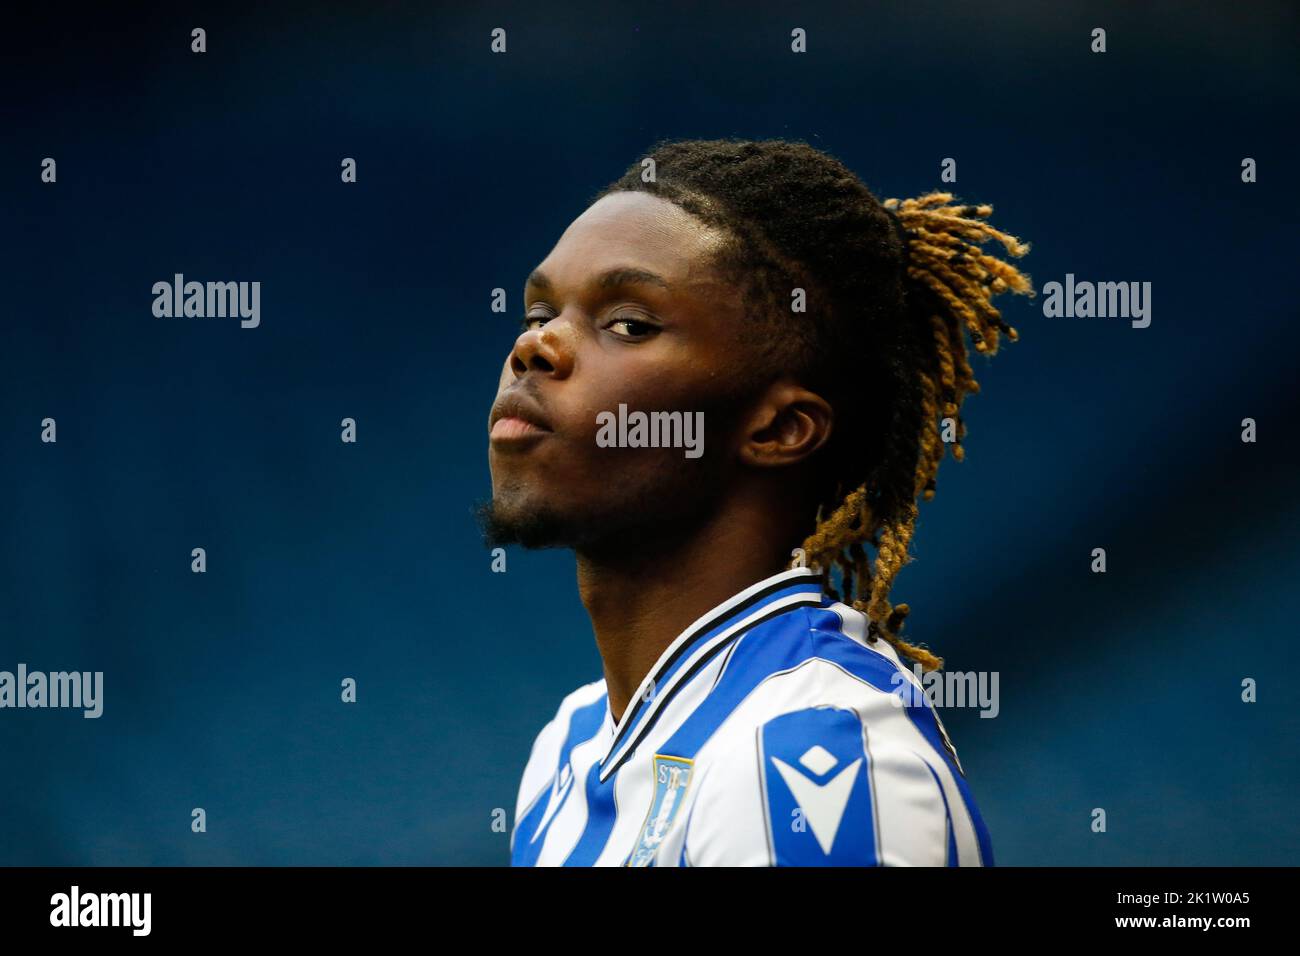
[1,1,1296,864]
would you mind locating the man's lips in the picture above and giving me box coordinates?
[490,416,550,442]
[489,389,554,443]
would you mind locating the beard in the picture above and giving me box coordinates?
[473,497,583,550]
[473,490,664,554]
[474,462,725,559]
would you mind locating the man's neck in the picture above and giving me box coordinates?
[576,503,795,726]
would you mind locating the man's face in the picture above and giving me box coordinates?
[484,190,757,553]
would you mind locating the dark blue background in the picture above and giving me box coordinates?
[2,1,1296,865]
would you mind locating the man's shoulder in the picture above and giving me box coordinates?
[727,604,922,721]
[715,617,968,774]
[702,653,917,761]
[679,655,979,866]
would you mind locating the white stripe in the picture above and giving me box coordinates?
[866,741,949,866]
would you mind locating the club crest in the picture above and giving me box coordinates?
[626,754,694,867]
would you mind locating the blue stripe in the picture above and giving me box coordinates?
[925,761,960,867]
[511,696,606,867]
[561,758,619,866]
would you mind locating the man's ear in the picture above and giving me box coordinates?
[737,378,834,468]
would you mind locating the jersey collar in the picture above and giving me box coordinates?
[597,565,825,783]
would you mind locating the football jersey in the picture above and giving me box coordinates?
[509,565,994,866]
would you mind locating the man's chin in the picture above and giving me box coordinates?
[474,498,576,550]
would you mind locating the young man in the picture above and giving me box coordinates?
[482,138,1032,866]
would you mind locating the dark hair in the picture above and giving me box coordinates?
[591,138,1033,669]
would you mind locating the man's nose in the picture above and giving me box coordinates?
[510,319,574,379]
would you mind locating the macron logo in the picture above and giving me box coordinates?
[50,885,151,937]
[771,746,862,854]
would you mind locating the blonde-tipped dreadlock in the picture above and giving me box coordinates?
[800,193,1034,670]
[592,141,1034,672]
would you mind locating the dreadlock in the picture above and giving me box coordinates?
[591,138,1034,672]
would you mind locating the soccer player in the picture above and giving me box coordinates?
[482,138,1033,866]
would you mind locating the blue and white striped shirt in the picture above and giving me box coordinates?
[510,566,994,866]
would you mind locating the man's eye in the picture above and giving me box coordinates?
[606,316,656,338]
[519,314,549,332]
